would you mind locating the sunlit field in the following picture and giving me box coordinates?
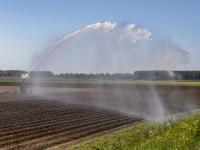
[1,79,200,149]
[1,0,199,149]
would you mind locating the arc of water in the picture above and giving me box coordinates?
[26,22,116,78]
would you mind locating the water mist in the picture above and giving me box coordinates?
[28,22,191,119]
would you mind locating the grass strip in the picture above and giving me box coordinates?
[66,112,200,150]
[1,78,200,86]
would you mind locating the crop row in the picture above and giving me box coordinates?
[0,100,143,149]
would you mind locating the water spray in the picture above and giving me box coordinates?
[20,74,31,93]
[15,22,116,93]
[26,22,116,77]
[19,22,153,93]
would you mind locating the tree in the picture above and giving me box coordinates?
[64,73,69,78]
[75,73,80,78]
[105,73,110,78]
[90,73,94,79]
[69,73,74,78]
[100,73,104,78]
[2,72,6,77]
[59,73,64,78]
[80,73,85,78]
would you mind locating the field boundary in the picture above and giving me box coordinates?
[65,110,200,150]
[46,120,146,150]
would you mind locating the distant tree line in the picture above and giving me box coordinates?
[1,70,200,80]
[134,71,200,80]
[0,70,54,78]
[0,70,26,77]
[29,71,54,78]
[0,70,133,79]
[57,73,133,79]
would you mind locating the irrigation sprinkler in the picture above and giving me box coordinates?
[20,75,32,93]
[0,74,32,94]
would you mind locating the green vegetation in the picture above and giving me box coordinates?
[1,70,200,86]
[134,70,200,80]
[2,70,200,81]
[67,112,200,150]
[1,78,200,86]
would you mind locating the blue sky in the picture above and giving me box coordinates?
[0,0,200,72]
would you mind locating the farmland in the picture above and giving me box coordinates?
[0,81,200,149]
[1,78,200,86]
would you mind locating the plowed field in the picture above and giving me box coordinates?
[0,99,143,150]
[0,82,200,149]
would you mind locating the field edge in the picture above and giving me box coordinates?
[65,109,200,150]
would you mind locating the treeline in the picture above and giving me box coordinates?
[0,70,26,77]
[57,73,133,79]
[1,70,200,80]
[0,70,54,78]
[134,71,200,80]
[29,71,54,78]
[0,70,133,79]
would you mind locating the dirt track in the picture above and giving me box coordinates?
[0,82,200,149]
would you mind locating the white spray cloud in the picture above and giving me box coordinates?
[147,41,190,70]
[116,24,153,45]
[21,74,30,79]
[28,22,117,76]
[28,22,191,119]
[30,22,190,74]
[54,22,117,47]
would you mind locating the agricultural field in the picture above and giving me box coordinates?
[0,82,200,149]
[1,77,200,86]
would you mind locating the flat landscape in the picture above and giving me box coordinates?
[1,78,200,86]
[0,81,200,149]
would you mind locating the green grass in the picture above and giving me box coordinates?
[66,112,200,150]
[1,77,200,86]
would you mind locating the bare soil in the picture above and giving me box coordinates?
[0,82,200,149]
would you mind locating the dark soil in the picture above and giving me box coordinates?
[1,82,200,149]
